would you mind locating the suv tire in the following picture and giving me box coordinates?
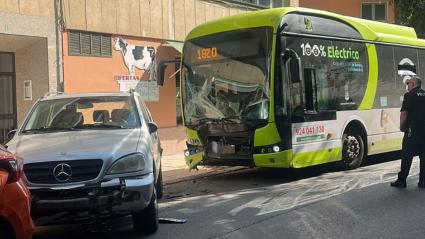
[132,189,159,235]
[156,167,163,199]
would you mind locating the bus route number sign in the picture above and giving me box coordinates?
[197,47,218,60]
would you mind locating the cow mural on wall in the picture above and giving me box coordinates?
[114,36,157,81]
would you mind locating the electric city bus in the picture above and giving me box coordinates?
[176,7,425,170]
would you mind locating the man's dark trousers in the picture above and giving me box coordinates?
[398,128,425,183]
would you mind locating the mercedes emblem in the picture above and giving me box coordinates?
[53,163,72,182]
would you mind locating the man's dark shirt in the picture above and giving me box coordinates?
[401,87,425,131]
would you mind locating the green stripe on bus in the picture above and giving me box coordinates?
[368,137,402,155]
[358,43,378,110]
[253,150,292,168]
[292,147,342,168]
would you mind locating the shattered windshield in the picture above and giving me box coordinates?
[182,27,273,126]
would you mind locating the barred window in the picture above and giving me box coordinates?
[362,3,387,21]
[68,31,112,57]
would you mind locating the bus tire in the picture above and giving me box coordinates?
[341,130,365,170]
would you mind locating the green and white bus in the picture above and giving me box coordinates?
[178,7,425,170]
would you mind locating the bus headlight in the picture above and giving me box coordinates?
[273,146,280,153]
[185,147,203,157]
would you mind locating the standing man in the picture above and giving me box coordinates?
[391,75,425,188]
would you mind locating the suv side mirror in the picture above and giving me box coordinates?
[7,129,17,141]
[147,122,158,134]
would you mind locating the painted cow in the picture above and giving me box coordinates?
[114,36,156,80]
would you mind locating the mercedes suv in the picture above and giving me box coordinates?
[6,92,163,235]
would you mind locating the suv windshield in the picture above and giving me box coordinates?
[22,96,140,133]
[182,27,272,126]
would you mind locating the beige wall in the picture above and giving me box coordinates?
[62,0,253,41]
[15,39,50,124]
[0,0,54,18]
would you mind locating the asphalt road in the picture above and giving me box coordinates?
[34,152,425,239]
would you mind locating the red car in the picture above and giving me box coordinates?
[0,145,34,239]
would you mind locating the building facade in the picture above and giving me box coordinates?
[0,0,60,144]
[298,0,395,23]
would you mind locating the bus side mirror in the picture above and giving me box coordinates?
[157,60,181,86]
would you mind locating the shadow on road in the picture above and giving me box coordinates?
[162,151,401,201]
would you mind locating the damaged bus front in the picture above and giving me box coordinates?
[181,27,274,168]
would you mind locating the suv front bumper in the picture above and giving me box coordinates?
[30,173,154,225]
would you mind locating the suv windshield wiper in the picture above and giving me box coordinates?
[22,126,76,133]
[72,124,125,129]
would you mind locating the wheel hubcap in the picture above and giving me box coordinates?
[344,135,360,161]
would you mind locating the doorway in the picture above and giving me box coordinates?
[0,52,16,144]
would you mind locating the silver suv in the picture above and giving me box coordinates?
[7,92,162,235]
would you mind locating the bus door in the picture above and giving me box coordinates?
[276,49,300,151]
[283,46,339,168]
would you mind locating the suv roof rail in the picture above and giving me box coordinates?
[42,92,65,98]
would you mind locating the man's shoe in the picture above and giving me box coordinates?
[418,182,425,188]
[390,180,407,188]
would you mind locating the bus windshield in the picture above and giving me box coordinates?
[182,27,273,127]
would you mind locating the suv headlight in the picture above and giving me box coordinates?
[107,153,146,174]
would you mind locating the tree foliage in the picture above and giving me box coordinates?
[392,0,425,37]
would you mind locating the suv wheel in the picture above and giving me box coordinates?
[132,189,159,235]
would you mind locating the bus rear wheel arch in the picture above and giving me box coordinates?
[341,122,367,170]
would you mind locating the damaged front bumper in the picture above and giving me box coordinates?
[30,173,154,225]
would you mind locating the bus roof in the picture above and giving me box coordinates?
[186,7,425,48]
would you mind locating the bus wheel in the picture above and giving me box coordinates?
[341,131,364,170]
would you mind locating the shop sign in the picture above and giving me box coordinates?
[115,75,159,102]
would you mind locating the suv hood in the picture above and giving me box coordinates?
[7,129,142,164]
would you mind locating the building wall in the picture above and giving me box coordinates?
[0,0,54,17]
[0,1,57,126]
[299,0,395,23]
[62,32,179,127]
[62,0,253,42]
[15,39,50,124]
